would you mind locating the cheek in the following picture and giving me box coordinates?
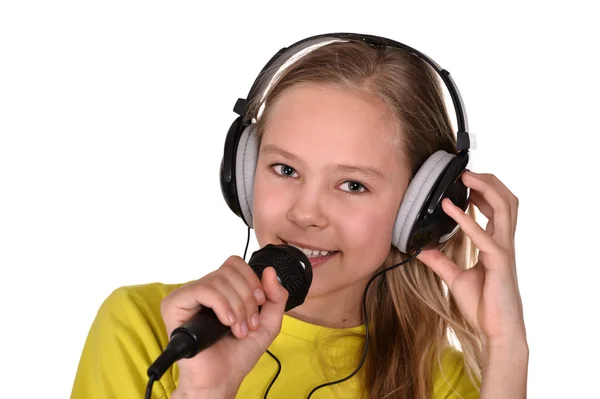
[335,199,399,268]
[343,205,396,248]
[252,172,289,241]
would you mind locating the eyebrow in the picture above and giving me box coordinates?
[260,144,386,180]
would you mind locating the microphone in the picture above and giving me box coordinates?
[147,244,312,380]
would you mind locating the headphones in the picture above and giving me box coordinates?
[220,33,476,254]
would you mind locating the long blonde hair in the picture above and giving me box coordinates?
[247,39,482,399]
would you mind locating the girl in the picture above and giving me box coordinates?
[71,33,528,399]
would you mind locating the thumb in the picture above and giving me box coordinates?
[257,267,289,335]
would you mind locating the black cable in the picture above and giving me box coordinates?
[143,228,419,399]
[263,247,422,398]
[243,226,251,261]
[145,373,156,399]
[264,349,282,399]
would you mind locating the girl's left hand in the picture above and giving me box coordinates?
[417,170,526,347]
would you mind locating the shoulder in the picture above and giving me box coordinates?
[432,346,480,399]
[101,281,187,317]
[71,281,189,399]
[96,281,191,344]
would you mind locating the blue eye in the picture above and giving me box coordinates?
[272,164,298,178]
[340,181,367,194]
[270,164,368,195]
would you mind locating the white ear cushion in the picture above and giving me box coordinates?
[392,150,455,252]
[234,124,259,228]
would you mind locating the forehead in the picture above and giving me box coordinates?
[261,83,403,170]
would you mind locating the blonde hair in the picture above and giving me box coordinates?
[247,39,482,398]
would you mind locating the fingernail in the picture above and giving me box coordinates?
[251,313,260,328]
[241,322,248,336]
[227,311,236,324]
[254,288,265,303]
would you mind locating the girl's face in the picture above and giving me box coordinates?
[253,83,410,299]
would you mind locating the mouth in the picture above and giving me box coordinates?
[282,239,340,267]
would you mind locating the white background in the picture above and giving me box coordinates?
[1,1,598,398]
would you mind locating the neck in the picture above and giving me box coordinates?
[286,277,369,329]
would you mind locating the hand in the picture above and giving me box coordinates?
[418,171,526,347]
[161,256,289,397]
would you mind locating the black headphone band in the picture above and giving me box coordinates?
[233,32,472,151]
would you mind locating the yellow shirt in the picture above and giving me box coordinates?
[71,282,479,398]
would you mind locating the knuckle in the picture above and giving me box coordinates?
[222,256,249,275]
[220,260,233,273]
[210,273,227,288]
[225,255,243,266]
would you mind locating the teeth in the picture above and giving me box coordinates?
[288,244,334,258]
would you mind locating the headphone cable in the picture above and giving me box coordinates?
[264,247,422,398]
[243,226,251,261]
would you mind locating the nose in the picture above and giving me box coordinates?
[286,185,328,230]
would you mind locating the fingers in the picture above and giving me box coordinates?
[161,278,236,337]
[462,171,519,246]
[160,256,266,341]
[468,190,493,220]
[468,190,495,234]
[220,258,265,333]
[417,248,462,290]
[257,267,289,338]
[441,198,500,255]
[226,257,267,307]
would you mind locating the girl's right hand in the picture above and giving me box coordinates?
[161,255,289,398]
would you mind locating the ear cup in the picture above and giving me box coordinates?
[392,150,455,253]
[234,123,259,228]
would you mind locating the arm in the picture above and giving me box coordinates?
[480,337,529,399]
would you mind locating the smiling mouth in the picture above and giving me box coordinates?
[283,240,340,258]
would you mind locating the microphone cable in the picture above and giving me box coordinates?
[145,374,156,399]
[264,246,422,399]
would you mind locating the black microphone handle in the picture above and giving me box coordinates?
[147,307,238,380]
[173,304,256,357]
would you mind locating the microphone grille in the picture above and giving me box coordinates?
[248,244,313,311]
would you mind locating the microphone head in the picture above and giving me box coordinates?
[248,244,313,311]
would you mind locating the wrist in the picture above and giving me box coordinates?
[480,328,528,353]
[482,336,529,366]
